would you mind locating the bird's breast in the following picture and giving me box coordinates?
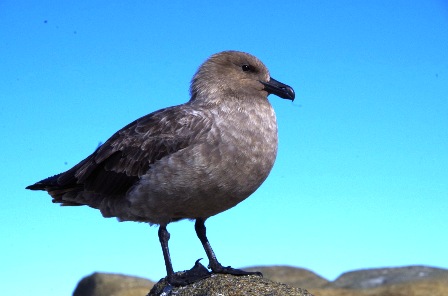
[213,101,278,181]
[127,100,278,223]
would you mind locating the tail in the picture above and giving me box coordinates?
[26,173,84,206]
[26,174,61,191]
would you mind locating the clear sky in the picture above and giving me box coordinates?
[1,1,447,295]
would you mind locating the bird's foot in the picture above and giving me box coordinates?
[209,261,263,277]
[167,259,211,287]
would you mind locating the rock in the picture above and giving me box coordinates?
[313,277,448,296]
[245,265,329,289]
[331,265,448,289]
[311,265,448,296]
[73,265,448,296]
[73,272,154,296]
[147,274,313,296]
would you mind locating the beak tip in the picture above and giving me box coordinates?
[286,87,295,101]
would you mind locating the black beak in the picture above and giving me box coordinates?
[260,77,295,101]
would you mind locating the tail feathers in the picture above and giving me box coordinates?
[26,174,62,191]
[26,166,127,214]
[26,173,85,206]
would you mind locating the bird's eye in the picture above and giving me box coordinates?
[242,64,252,72]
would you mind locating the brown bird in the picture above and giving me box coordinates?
[26,50,295,286]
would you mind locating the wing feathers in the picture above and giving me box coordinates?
[27,105,213,206]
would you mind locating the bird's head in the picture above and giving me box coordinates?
[190,51,295,104]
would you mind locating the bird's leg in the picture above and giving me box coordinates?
[158,224,211,287]
[158,225,175,279]
[194,218,262,277]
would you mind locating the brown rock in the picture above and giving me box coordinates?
[312,265,448,296]
[73,265,448,296]
[245,265,329,289]
[147,274,313,296]
[312,277,448,296]
[73,272,154,296]
[332,265,448,289]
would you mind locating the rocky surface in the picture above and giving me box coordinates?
[147,273,312,296]
[306,265,448,296]
[245,265,329,289]
[331,265,448,289]
[73,265,448,296]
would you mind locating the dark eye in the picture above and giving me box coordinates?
[242,64,252,72]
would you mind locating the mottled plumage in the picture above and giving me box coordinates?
[27,50,295,286]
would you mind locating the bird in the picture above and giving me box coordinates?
[26,50,295,286]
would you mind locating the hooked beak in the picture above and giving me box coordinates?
[260,77,295,101]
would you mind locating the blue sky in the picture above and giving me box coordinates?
[1,1,447,295]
